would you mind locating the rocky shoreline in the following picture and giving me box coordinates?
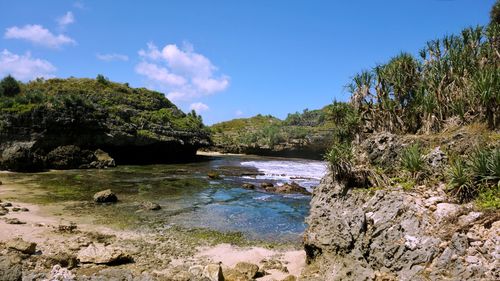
[0,195,304,281]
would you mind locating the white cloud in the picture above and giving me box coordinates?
[96,53,129,62]
[4,24,76,48]
[135,62,186,86]
[0,49,56,81]
[136,42,229,102]
[57,12,75,29]
[189,102,209,112]
[235,110,243,116]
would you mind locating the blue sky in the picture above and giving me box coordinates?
[0,0,495,124]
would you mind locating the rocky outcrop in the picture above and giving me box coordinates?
[0,78,210,172]
[93,189,118,203]
[303,171,499,281]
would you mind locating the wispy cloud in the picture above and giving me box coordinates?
[96,53,129,62]
[4,24,76,49]
[73,1,85,9]
[0,49,56,81]
[235,110,243,116]
[189,102,209,112]
[136,42,229,102]
[57,11,75,29]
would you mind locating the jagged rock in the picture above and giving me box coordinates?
[303,170,499,280]
[140,201,161,211]
[6,238,37,254]
[5,218,25,224]
[203,263,223,281]
[0,207,8,216]
[208,172,221,179]
[77,243,132,265]
[44,252,78,269]
[273,182,311,195]
[91,149,116,168]
[242,183,255,189]
[46,265,75,281]
[223,268,249,281]
[0,253,22,281]
[93,189,118,203]
[261,182,274,188]
[234,262,259,279]
[1,202,12,207]
[434,203,461,222]
[261,259,288,273]
[425,146,447,169]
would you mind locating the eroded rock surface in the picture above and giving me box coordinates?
[303,171,499,281]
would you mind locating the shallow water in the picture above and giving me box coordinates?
[1,154,326,243]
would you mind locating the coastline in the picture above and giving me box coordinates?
[0,180,305,280]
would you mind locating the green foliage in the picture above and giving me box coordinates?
[96,74,110,85]
[448,148,500,204]
[0,75,21,97]
[491,0,500,25]
[448,159,474,202]
[0,77,207,138]
[476,184,500,209]
[324,143,353,178]
[400,144,425,175]
[347,21,500,133]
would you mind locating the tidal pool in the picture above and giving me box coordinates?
[0,154,327,243]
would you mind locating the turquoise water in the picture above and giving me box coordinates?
[1,154,326,242]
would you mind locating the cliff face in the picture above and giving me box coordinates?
[302,128,500,280]
[303,171,499,281]
[0,78,210,171]
[209,112,335,160]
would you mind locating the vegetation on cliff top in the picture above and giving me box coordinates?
[325,2,500,209]
[0,75,207,134]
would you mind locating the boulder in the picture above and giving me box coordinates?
[434,203,461,222]
[242,183,255,189]
[140,201,161,211]
[91,149,116,168]
[281,276,297,281]
[203,263,223,281]
[0,207,8,216]
[234,262,259,279]
[6,238,37,255]
[223,268,249,281]
[93,189,118,203]
[77,243,132,265]
[0,253,22,281]
[274,182,311,195]
[208,172,222,179]
[261,182,274,188]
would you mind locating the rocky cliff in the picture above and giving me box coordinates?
[302,128,500,280]
[0,77,210,171]
[303,172,499,281]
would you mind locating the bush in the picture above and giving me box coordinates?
[400,144,425,175]
[324,143,353,178]
[0,75,21,97]
[448,148,500,204]
[448,159,474,202]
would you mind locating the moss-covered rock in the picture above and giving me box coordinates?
[0,77,210,171]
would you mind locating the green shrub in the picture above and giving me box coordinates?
[448,159,474,202]
[448,148,500,204]
[400,144,425,175]
[324,143,353,178]
[469,149,491,181]
[0,75,21,97]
